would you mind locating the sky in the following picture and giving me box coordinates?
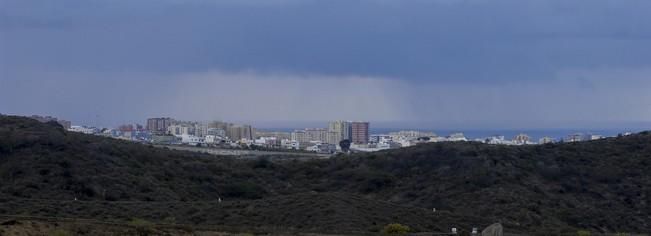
[1,0,651,129]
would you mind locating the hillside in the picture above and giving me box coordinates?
[1,115,650,234]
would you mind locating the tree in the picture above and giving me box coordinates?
[339,139,351,153]
[381,223,410,236]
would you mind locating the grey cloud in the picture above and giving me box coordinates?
[407,67,651,128]
[149,71,416,123]
[3,0,651,80]
[2,69,649,129]
[1,0,651,128]
[0,70,415,126]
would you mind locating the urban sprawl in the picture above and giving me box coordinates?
[30,115,634,154]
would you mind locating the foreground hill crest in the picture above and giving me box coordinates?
[0,115,650,234]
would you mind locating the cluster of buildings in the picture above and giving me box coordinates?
[472,133,611,145]
[285,121,370,153]
[145,117,255,146]
[31,114,632,153]
[43,117,254,146]
[60,118,373,154]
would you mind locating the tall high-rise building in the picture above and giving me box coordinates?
[351,121,370,144]
[206,121,254,141]
[326,131,342,145]
[146,117,172,134]
[328,120,352,142]
[227,124,254,141]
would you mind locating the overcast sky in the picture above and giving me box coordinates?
[2,0,651,129]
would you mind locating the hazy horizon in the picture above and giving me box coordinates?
[4,112,651,132]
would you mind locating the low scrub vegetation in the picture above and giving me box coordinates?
[1,115,650,234]
[381,223,411,236]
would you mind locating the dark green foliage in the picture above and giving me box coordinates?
[221,181,266,199]
[381,223,411,235]
[339,139,351,152]
[1,115,650,234]
[251,157,272,169]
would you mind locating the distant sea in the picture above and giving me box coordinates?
[258,127,649,142]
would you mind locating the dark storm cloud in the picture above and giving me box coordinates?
[3,0,650,80]
[1,0,651,127]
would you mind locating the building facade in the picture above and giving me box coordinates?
[291,128,328,144]
[539,136,554,144]
[388,130,436,138]
[351,121,369,144]
[227,124,254,141]
[167,124,194,136]
[513,133,531,145]
[146,117,172,134]
[255,131,291,140]
[207,128,226,137]
[328,120,352,143]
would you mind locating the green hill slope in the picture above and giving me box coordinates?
[0,115,649,234]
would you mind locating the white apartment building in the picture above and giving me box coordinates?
[291,128,328,143]
[447,133,467,142]
[590,134,604,140]
[68,126,97,134]
[205,135,223,144]
[180,134,205,146]
[539,137,555,144]
[388,130,436,138]
[513,133,532,145]
[281,139,300,150]
[167,124,194,136]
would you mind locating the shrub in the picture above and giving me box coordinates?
[221,181,267,199]
[128,218,154,236]
[252,157,272,169]
[363,173,394,193]
[381,223,411,236]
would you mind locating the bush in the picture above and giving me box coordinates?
[363,173,394,193]
[128,218,154,236]
[252,157,272,169]
[381,223,411,236]
[221,181,267,199]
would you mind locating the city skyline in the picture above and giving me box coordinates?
[4,112,651,132]
[31,113,639,152]
[25,113,642,144]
